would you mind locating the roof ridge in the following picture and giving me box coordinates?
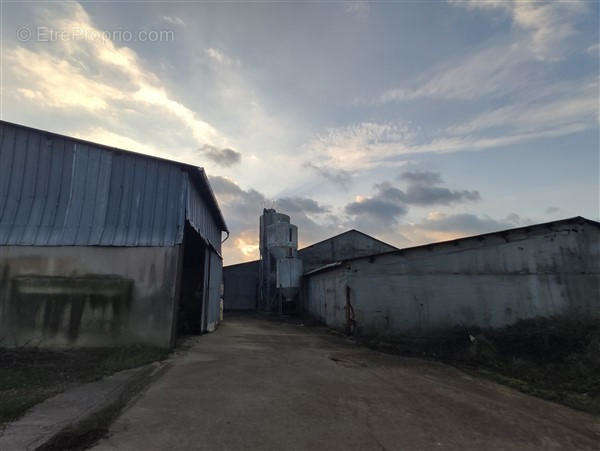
[298,229,397,252]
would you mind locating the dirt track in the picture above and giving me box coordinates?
[93,315,600,450]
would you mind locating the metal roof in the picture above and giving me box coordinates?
[0,120,227,249]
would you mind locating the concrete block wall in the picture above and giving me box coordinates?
[303,221,600,336]
[223,261,259,310]
[299,230,397,273]
[222,230,396,311]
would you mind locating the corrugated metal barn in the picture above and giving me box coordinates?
[0,121,228,348]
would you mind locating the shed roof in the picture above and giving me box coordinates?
[298,229,398,253]
[303,216,600,276]
[0,120,227,248]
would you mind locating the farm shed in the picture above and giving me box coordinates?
[0,121,228,348]
[222,260,259,311]
[222,229,397,311]
[297,229,398,273]
[303,217,600,337]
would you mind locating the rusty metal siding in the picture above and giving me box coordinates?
[0,122,224,248]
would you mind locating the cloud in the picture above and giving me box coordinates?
[199,144,242,167]
[504,213,522,224]
[382,171,480,206]
[275,197,329,215]
[450,0,588,61]
[378,1,590,106]
[303,162,352,189]
[394,211,532,245]
[401,185,480,206]
[205,48,239,67]
[361,2,596,168]
[209,175,267,223]
[344,170,481,233]
[162,16,185,27]
[274,197,336,247]
[419,212,507,233]
[212,171,514,264]
[379,43,530,103]
[311,72,598,172]
[545,206,561,215]
[3,2,233,169]
[209,176,267,263]
[344,2,370,16]
[74,127,160,156]
[209,175,336,263]
[446,79,598,136]
[4,3,286,182]
[8,46,124,112]
[233,230,260,258]
[303,121,417,171]
[345,196,408,228]
[416,211,527,234]
[398,171,443,185]
[420,122,591,154]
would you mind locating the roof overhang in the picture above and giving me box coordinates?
[0,120,228,234]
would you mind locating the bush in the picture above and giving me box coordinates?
[486,317,600,364]
[371,316,600,415]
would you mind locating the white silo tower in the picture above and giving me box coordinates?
[259,209,303,312]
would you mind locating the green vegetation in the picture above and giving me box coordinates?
[0,345,168,425]
[364,316,600,415]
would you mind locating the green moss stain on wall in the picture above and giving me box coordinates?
[9,276,133,345]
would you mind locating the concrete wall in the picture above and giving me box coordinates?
[223,261,259,310]
[223,231,396,311]
[299,231,397,273]
[0,245,182,348]
[303,221,600,336]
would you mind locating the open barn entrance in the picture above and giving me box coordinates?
[177,221,208,335]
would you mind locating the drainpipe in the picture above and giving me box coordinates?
[345,285,356,336]
[221,231,230,244]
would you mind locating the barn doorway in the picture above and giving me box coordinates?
[177,221,208,335]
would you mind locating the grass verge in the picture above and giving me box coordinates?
[361,316,600,415]
[0,345,169,425]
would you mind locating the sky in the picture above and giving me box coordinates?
[1,0,598,265]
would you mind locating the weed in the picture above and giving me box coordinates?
[362,316,600,415]
[0,346,168,424]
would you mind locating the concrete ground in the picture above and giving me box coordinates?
[0,363,164,450]
[93,315,600,450]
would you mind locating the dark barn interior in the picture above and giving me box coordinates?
[177,222,208,335]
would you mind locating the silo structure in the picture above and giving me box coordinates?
[276,258,303,312]
[266,222,298,257]
[259,209,302,312]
